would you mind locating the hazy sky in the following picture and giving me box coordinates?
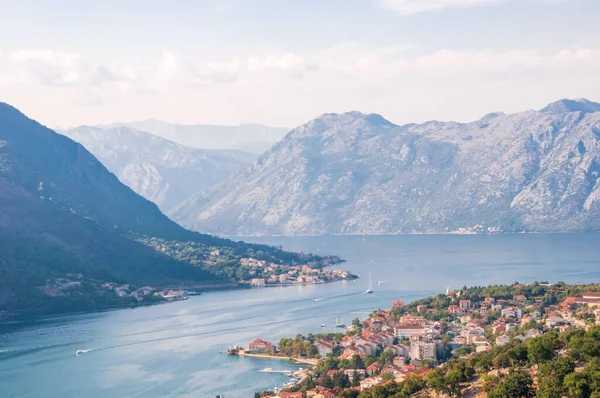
[1,0,599,129]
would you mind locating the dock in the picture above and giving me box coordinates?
[259,367,293,374]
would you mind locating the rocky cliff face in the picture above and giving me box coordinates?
[63,126,253,212]
[170,99,600,236]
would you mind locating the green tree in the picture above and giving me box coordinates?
[527,338,555,364]
[489,368,534,398]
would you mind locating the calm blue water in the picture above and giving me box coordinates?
[1,234,599,397]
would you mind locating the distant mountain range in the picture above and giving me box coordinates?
[100,120,289,154]
[62,126,253,212]
[171,98,600,236]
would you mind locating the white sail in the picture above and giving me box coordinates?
[365,271,373,294]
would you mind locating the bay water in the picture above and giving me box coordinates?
[1,234,599,397]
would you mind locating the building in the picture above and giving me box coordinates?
[392,300,405,308]
[410,340,437,360]
[495,335,510,346]
[360,377,382,391]
[459,299,471,310]
[315,340,335,357]
[248,338,275,353]
[279,392,305,398]
[501,307,522,319]
[251,278,266,287]
[366,362,381,376]
[395,324,426,338]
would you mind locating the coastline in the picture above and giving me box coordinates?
[232,351,319,366]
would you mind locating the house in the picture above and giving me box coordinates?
[395,324,426,338]
[514,295,527,302]
[343,369,366,379]
[248,338,275,353]
[495,335,510,346]
[279,393,304,398]
[501,307,522,319]
[366,362,381,376]
[316,340,335,357]
[251,278,266,287]
[459,299,471,310]
[360,377,382,391]
[307,387,335,398]
[546,315,564,327]
[392,300,405,308]
[525,329,543,339]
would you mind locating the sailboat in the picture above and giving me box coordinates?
[365,271,373,294]
[334,318,346,328]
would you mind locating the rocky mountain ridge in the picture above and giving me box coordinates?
[170,99,600,236]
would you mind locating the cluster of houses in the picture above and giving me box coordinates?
[246,261,352,287]
[37,273,192,304]
[38,276,83,296]
[257,287,600,397]
[99,282,160,302]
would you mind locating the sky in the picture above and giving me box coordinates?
[0,0,599,129]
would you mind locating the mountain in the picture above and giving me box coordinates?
[171,100,600,236]
[0,102,324,315]
[62,126,254,212]
[102,120,289,154]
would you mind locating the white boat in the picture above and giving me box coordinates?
[365,271,373,294]
[334,318,346,328]
[321,324,326,328]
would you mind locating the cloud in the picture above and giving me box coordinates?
[3,44,600,128]
[247,53,318,78]
[377,0,511,15]
[11,49,120,86]
[150,51,240,87]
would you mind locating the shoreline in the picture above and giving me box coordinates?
[230,351,319,366]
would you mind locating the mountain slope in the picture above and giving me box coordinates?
[103,120,289,154]
[0,102,327,315]
[62,126,253,212]
[171,100,600,235]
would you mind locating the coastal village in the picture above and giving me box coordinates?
[36,255,354,305]
[233,282,600,397]
[239,258,354,287]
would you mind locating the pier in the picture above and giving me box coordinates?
[259,368,293,374]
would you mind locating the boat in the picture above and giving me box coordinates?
[334,318,346,328]
[321,324,326,328]
[75,349,90,355]
[365,271,373,294]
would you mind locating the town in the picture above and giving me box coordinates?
[239,258,356,287]
[243,282,600,398]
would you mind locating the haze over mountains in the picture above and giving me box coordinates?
[101,120,289,154]
[171,99,600,236]
[62,126,253,212]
